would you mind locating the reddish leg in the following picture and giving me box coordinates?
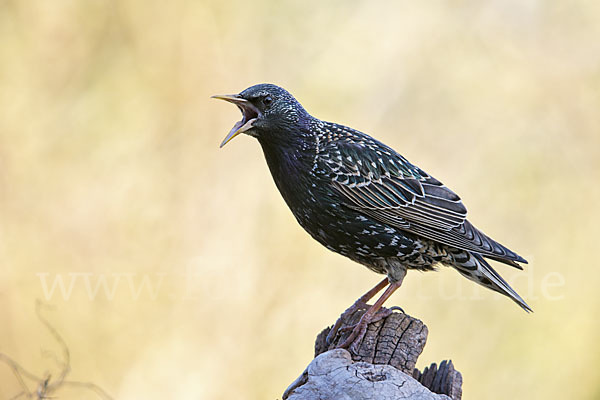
[352,277,390,305]
[338,275,405,352]
[326,277,389,346]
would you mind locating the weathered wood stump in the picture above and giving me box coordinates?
[413,359,462,399]
[284,306,462,400]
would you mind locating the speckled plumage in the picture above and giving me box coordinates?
[215,83,530,312]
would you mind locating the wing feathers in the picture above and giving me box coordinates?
[325,141,525,265]
[320,137,525,265]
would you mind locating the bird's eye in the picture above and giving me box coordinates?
[263,95,273,106]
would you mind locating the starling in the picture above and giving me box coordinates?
[213,84,530,349]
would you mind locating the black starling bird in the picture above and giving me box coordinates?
[213,84,530,348]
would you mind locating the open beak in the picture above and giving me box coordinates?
[212,94,262,148]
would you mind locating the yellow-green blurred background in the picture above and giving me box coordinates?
[1,0,599,398]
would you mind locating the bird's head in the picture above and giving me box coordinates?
[213,84,309,148]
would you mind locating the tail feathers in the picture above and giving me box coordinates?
[452,252,532,312]
[452,220,528,266]
[485,254,524,270]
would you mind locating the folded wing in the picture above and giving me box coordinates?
[320,139,526,266]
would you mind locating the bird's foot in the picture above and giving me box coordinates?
[325,298,370,348]
[337,307,393,353]
[325,278,403,351]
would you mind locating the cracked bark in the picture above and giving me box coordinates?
[284,306,462,400]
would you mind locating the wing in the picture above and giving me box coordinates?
[317,134,526,265]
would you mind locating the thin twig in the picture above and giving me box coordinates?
[35,300,71,386]
[0,301,114,399]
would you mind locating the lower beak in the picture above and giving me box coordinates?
[212,94,260,148]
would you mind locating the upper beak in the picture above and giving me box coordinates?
[212,94,261,148]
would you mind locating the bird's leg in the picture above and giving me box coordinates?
[326,277,389,346]
[338,276,405,353]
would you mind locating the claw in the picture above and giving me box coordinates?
[348,325,368,354]
[326,278,390,347]
[327,277,405,351]
[338,306,393,351]
[326,300,368,348]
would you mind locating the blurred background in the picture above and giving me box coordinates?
[1,0,599,398]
